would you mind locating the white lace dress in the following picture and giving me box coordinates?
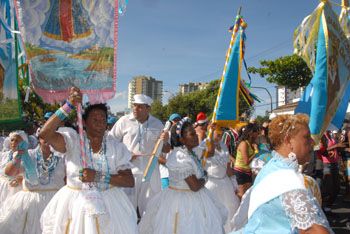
[139,146,227,234]
[40,127,138,234]
[203,142,240,233]
[0,151,22,205]
[0,147,66,234]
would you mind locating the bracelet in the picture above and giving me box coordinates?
[94,171,111,184]
[94,171,102,183]
[65,100,75,110]
[55,108,68,121]
[102,174,111,184]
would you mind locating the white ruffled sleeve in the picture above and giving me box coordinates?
[0,151,12,169]
[167,148,196,181]
[281,189,333,232]
[106,134,133,172]
[56,127,78,158]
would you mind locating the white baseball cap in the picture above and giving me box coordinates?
[133,94,153,106]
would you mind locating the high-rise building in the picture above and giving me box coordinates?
[128,76,163,108]
[179,82,208,94]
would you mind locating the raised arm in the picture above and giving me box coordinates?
[39,87,82,153]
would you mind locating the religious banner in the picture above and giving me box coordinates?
[0,0,22,123]
[294,0,350,141]
[15,0,120,104]
[330,0,350,129]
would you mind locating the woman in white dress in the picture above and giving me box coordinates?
[200,127,240,233]
[139,118,227,234]
[39,87,138,234]
[0,131,25,205]
[0,137,66,234]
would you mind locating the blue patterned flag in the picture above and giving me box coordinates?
[294,1,350,142]
[330,0,350,129]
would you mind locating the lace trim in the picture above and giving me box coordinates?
[272,151,299,171]
[168,167,195,181]
[281,189,331,231]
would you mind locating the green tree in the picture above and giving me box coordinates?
[150,99,167,121]
[18,79,59,123]
[247,54,312,91]
[255,115,270,125]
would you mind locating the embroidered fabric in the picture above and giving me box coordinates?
[167,147,203,189]
[281,189,331,231]
[168,166,196,181]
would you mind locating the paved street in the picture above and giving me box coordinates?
[327,186,350,233]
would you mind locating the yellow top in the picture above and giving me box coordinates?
[234,140,255,172]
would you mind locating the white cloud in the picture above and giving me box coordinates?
[107,91,128,113]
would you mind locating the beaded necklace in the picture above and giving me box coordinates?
[36,148,60,185]
[84,133,110,191]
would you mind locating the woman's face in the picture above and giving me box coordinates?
[10,135,23,151]
[250,130,259,142]
[213,130,223,143]
[289,125,314,164]
[85,109,107,137]
[180,126,199,150]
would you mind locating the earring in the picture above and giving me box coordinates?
[288,151,297,161]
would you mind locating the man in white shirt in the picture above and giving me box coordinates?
[110,94,168,217]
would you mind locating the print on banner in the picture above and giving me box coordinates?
[16,0,118,103]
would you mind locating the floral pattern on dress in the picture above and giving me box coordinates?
[281,189,332,232]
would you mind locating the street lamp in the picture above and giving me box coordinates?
[250,86,273,113]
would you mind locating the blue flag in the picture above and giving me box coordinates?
[294,1,350,141]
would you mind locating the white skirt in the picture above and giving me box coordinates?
[41,185,138,234]
[206,176,240,233]
[0,189,57,234]
[139,187,227,234]
[0,176,22,206]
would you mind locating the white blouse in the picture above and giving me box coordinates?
[57,127,132,189]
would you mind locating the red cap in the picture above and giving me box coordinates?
[196,112,208,124]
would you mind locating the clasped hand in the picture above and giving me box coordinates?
[79,168,96,183]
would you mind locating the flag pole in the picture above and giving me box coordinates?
[203,7,242,166]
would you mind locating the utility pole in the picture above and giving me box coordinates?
[250,86,273,113]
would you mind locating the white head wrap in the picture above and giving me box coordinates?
[9,130,29,144]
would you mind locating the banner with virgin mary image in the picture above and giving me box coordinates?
[15,0,119,104]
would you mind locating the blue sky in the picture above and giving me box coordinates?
[108,0,340,116]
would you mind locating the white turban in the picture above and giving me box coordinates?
[9,130,29,144]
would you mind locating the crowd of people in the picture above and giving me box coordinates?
[0,86,348,233]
